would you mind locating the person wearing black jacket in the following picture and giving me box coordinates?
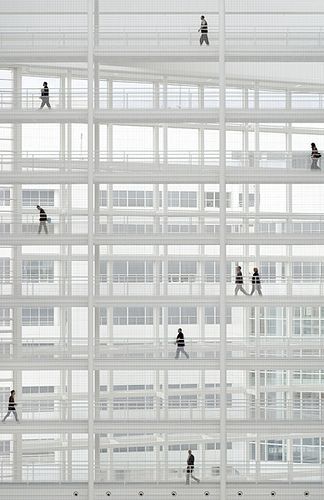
[234,265,249,295]
[186,450,200,484]
[311,142,321,169]
[198,16,209,45]
[175,328,189,359]
[37,205,48,234]
[39,82,51,109]
[2,390,19,423]
[250,267,262,296]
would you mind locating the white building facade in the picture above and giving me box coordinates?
[0,1,324,498]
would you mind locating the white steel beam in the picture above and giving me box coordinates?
[219,1,227,498]
[0,419,322,436]
[87,0,95,497]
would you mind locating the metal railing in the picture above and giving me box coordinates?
[0,150,320,171]
[1,26,324,49]
[0,28,218,49]
[3,88,324,110]
[0,274,324,296]
[0,336,323,361]
[0,398,323,422]
[2,212,324,236]
[0,459,323,483]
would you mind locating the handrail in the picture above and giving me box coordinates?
[2,87,324,110]
[0,399,322,412]
[0,336,323,361]
[0,275,323,284]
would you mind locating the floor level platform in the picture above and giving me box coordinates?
[0,295,322,308]
[1,357,323,371]
[2,108,324,124]
[1,419,323,436]
[0,232,323,246]
[1,167,324,185]
[1,481,322,500]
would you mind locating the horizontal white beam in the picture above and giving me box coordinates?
[0,357,323,371]
[0,482,322,500]
[0,419,322,436]
[0,233,323,246]
[2,109,324,123]
[3,47,324,63]
[0,168,323,184]
[0,295,322,307]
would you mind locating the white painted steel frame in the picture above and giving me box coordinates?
[219,1,227,497]
[88,0,95,497]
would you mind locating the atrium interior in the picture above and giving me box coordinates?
[1,1,324,499]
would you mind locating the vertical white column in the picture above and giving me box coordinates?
[12,66,22,482]
[87,0,95,497]
[219,1,227,498]
[286,114,293,298]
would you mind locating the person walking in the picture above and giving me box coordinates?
[39,82,51,109]
[234,265,249,295]
[311,142,321,169]
[186,450,200,484]
[175,328,189,359]
[2,390,19,423]
[37,205,48,234]
[198,16,209,46]
[250,267,262,296]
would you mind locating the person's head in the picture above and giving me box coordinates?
[36,205,40,210]
[188,449,192,455]
[253,267,258,273]
[178,328,182,333]
[10,390,15,395]
[311,142,316,149]
[201,15,205,20]
[236,266,241,272]
[43,82,48,87]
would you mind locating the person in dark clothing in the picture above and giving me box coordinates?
[39,82,51,109]
[250,267,262,296]
[234,265,249,295]
[311,142,321,169]
[2,390,19,423]
[186,450,200,484]
[175,328,189,359]
[198,16,209,45]
[37,205,48,234]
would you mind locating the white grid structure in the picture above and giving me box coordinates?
[1,1,324,499]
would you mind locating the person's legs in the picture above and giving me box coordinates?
[45,98,51,109]
[257,285,263,296]
[39,98,45,109]
[38,222,42,234]
[201,34,208,45]
[250,285,255,295]
[12,411,19,422]
[44,222,48,234]
[2,411,10,422]
[179,347,189,359]
[175,347,180,359]
[182,347,189,359]
[200,35,203,45]
[191,472,200,482]
[234,285,239,295]
[186,470,190,484]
